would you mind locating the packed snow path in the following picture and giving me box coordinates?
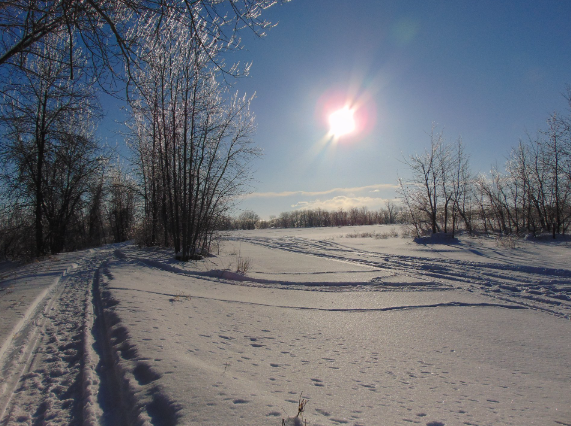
[0,227,570,425]
[0,248,100,424]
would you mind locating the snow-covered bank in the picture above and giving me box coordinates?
[1,226,570,425]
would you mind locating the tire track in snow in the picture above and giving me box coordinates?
[232,236,571,319]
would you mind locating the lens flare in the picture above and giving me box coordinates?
[316,87,377,143]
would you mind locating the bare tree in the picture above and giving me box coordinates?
[451,139,473,234]
[541,113,571,236]
[399,128,443,235]
[107,165,136,243]
[44,119,105,253]
[475,167,513,235]
[400,128,473,236]
[128,14,258,259]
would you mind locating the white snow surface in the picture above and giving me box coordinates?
[0,225,570,426]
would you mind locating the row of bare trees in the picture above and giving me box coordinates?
[0,33,111,257]
[400,93,571,238]
[476,109,571,237]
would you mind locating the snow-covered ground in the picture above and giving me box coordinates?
[1,225,570,426]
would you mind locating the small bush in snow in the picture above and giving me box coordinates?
[400,226,416,238]
[388,228,399,238]
[282,394,308,426]
[344,232,368,238]
[235,256,252,274]
[496,234,518,249]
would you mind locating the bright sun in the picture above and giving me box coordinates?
[328,107,355,138]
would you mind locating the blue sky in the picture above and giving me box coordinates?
[104,0,571,219]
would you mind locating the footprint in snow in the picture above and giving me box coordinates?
[315,408,330,417]
[133,362,161,385]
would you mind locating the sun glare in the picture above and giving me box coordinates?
[328,107,355,138]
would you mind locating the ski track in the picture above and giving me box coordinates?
[230,235,571,319]
[0,246,179,426]
[0,254,89,425]
[0,234,569,425]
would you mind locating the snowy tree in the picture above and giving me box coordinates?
[237,210,260,229]
[128,14,258,259]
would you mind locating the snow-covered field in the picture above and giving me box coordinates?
[1,225,570,426]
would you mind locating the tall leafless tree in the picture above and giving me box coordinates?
[128,13,258,259]
[399,128,443,235]
[400,128,473,236]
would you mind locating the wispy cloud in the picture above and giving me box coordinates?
[290,195,397,211]
[243,183,398,199]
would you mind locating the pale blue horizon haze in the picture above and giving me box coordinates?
[103,0,571,220]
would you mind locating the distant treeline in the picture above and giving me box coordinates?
[225,203,407,230]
